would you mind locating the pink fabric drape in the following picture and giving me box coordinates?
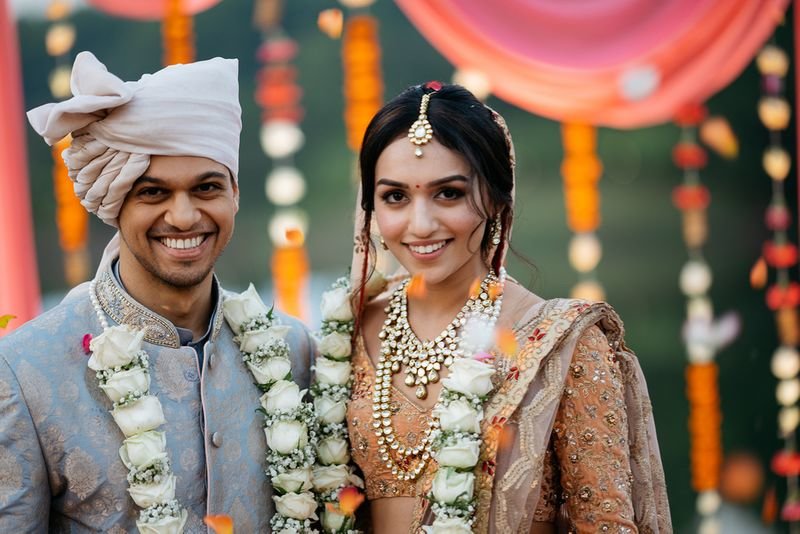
[0,0,41,336]
[86,0,221,21]
[395,0,789,128]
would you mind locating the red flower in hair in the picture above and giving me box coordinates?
[425,80,442,91]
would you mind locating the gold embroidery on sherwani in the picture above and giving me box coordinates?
[15,360,52,425]
[64,447,101,500]
[153,352,193,401]
[0,446,23,507]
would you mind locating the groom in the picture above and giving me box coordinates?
[0,52,313,531]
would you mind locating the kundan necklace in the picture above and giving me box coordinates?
[373,270,505,481]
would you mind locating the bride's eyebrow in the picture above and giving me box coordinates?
[376,175,469,189]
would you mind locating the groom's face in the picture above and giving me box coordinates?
[117,155,239,289]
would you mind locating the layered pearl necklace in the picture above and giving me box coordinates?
[373,270,505,481]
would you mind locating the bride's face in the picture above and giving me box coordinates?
[373,137,489,287]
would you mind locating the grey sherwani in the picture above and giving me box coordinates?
[0,266,314,532]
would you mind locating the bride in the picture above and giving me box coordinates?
[342,82,671,533]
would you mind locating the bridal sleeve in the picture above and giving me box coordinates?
[549,325,638,532]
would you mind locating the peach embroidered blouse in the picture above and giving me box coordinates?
[346,325,638,532]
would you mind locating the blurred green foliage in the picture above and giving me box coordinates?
[14,0,796,529]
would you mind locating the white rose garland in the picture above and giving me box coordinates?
[222,284,320,533]
[311,276,365,533]
[88,280,188,534]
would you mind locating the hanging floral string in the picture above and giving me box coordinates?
[163,0,194,66]
[255,0,310,322]
[46,0,89,286]
[673,102,740,532]
[560,122,604,301]
[342,12,383,151]
[751,42,800,527]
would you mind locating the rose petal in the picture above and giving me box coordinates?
[204,514,233,534]
[338,486,365,515]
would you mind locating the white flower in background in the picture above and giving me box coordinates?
[315,358,352,386]
[265,420,308,454]
[436,438,481,468]
[119,431,166,469]
[442,358,495,397]
[100,367,150,402]
[320,286,353,321]
[136,510,188,534]
[261,380,305,414]
[312,464,351,492]
[313,395,347,424]
[222,283,270,332]
[434,399,482,433]
[273,491,319,520]
[272,467,313,493]
[318,332,352,359]
[88,325,144,370]
[128,473,177,508]
[247,356,292,385]
[431,468,474,504]
[422,517,473,534]
[240,325,292,354]
[111,395,166,437]
[317,436,350,465]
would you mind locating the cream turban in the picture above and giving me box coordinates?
[27,51,242,227]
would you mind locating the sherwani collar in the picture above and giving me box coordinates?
[93,261,225,348]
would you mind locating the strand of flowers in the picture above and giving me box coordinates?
[87,279,188,533]
[311,276,365,533]
[425,269,506,533]
[222,284,319,533]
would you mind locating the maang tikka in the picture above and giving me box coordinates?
[408,92,434,157]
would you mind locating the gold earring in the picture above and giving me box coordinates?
[379,236,389,250]
[491,216,502,246]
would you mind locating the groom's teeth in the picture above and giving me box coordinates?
[161,236,205,249]
[409,241,446,254]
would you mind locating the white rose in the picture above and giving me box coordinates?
[261,380,305,414]
[247,356,292,385]
[265,420,308,454]
[317,437,350,465]
[315,357,352,386]
[119,430,166,469]
[318,332,352,359]
[436,438,481,468]
[442,358,495,397]
[434,399,482,433]
[364,269,388,298]
[272,467,313,493]
[136,509,188,534]
[128,473,176,508]
[312,464,350,492]
[321,509,349,531]
[111,395,166,437]
[422,517,472,534]
[239,325,292,354]
[88,325,144,370]
[99,367,150,403]
[314,395,347,424]
[273,491,319,520]
[320,287,353,321]
[431,468,474,504]
[222,283,270,332]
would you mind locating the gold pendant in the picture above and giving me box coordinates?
[405,374,415,386]
[428,369,439,383]
[415,384,427,399]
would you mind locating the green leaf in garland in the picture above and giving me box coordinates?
[0,315,16,329]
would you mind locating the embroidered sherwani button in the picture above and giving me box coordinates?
[212,432,223,447]
[208,352,216,369]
